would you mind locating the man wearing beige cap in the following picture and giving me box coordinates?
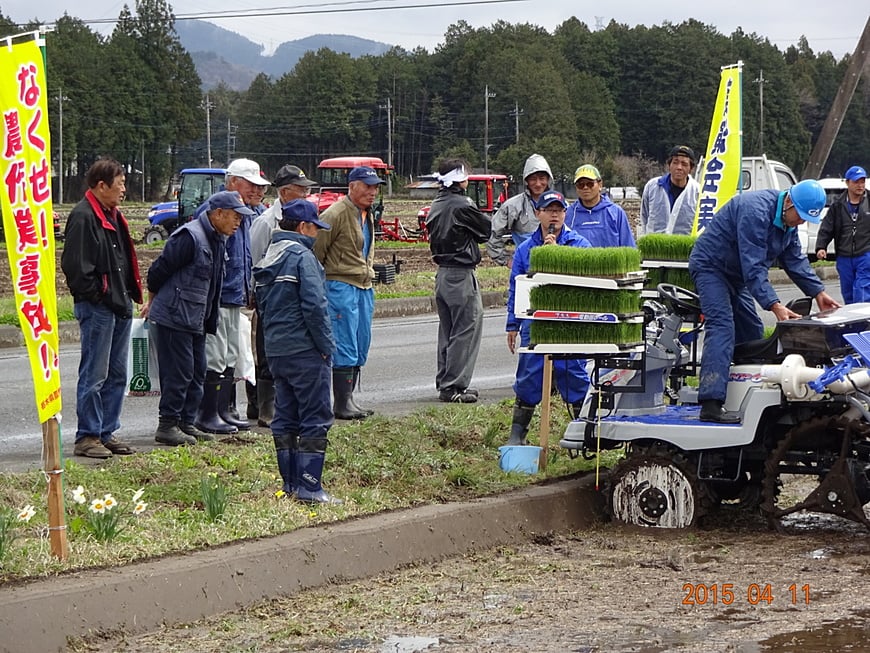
[195,158,269,435]
[565,163,635,247]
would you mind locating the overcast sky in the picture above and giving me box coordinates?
[6,0,863,59]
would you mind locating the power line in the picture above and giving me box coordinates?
[66,0,529,27]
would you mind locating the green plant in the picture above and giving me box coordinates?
[530,246,641,277]
[637,234,697,261]
[201,474,228,522]
[0,504,34,562]
[69,485,147,543]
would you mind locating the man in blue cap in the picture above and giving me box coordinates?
[144,191,253,445]
[815,166,870,303]
[314,166,385,420]
[689,180,841,423]
[255,199,340,504]
[504,190,592,446]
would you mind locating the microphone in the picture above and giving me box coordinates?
[547,224,556,236]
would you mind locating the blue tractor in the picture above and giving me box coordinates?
[143,168,227,244]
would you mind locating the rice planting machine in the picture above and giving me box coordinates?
[517,245,870,530]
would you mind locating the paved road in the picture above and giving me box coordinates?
[0,282,844,473]
[0,308,518,473]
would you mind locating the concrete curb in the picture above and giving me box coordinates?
[0,475,602,653]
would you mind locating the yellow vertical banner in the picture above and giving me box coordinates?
[692,61,743,235]
[0,32,62,422]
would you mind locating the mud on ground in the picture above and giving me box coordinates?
[76,512,870,653]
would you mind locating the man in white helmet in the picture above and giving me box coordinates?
[486,153,552,266]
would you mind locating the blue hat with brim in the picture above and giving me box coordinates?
[196,190,255,217]
[535,190,568,210]
[281,198,331,230]
[845,166,867,181]
[348,166,385,185]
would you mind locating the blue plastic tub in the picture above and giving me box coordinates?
[498,445,542,474]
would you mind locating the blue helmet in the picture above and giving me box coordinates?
[788,180,825,224]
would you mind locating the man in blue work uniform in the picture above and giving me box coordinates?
[504,191,592,446]
[689,179,840,423]
[255,199,340,504]
[565,163,636,247]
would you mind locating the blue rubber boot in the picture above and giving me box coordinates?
[295,437,343,505]
[274,433,297,496]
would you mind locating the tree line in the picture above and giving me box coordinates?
[6,1,869,202]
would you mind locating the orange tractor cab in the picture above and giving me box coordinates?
[309,156,392,214]
[308,156,423,242]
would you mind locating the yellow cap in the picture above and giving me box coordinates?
[573,164,601,183]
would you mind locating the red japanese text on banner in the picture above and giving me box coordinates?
[0,33,61,422]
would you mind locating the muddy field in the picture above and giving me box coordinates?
[77,513,870,653]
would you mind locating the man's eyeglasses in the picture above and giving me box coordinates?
[575,180,597,190]
[541,207,566,215]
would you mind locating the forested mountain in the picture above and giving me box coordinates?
[174,19,392,90]
[35,1,869,202]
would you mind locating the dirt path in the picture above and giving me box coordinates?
[75,510,870,653]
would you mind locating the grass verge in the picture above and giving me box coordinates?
[0,400,618,583]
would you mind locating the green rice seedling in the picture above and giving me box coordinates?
[529,286,641,315]
[637,234,696,261]
[530,320,643,345]
[530,246,641,277]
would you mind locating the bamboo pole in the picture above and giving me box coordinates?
[42,417,68,559]
[538,355,553,472]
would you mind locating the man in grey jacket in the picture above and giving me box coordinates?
[486,153,552,266]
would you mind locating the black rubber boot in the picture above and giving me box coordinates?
[506,400,536,446]
[196,371,238,435]
[294,437,343,505]
[274,433,297,496]
[333,367,367,420]
[219,367,250,430]
[699,399,741,424]
[178,421,215,442]
[245,380,259,420]
[350,367,374,416]
[155,417,196,446]
[257,378,276,427]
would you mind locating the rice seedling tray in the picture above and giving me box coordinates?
[518,343,645,354]
[518,310,644,323]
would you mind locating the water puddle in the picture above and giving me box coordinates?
[759,610,870,651]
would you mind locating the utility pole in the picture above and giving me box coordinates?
[202,94,214,166]
[55,89,68,204]
[753,69,765,154]
[484,85,496,173]
[379,97,393,196]
[803,15,870,179]
[227,118,236,163]
[509,101,523,144]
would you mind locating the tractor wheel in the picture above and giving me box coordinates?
[143,225,169,245]
[608,449,704,528]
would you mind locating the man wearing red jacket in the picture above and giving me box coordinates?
[62,159,143,458]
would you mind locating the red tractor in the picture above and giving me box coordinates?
[309,156,392,214]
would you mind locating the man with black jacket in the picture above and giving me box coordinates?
[426,158,491,403]
[62,159,143,458]
[815,166,870,303]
